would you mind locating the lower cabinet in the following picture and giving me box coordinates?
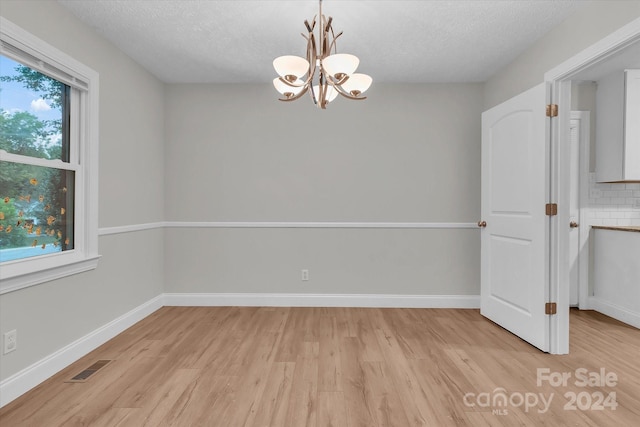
[592,228,640,328]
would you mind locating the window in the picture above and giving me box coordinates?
[0,56,75,262]
[0,18,99,293]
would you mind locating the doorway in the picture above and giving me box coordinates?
[545,17,640,353]
[568,111,589,308]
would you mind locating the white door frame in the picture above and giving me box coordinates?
[545,17,640,354]
[569,110,590,310]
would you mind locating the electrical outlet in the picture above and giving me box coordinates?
[590,188,602,199]
[3,330,17,354]
[301,269,309,281]
[634,199,640,209]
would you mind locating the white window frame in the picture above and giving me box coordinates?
[0,17,100,294]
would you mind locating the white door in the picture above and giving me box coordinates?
[481,83,550,352]
[568,118,581,306]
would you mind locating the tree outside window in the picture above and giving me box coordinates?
[0,55,74,262]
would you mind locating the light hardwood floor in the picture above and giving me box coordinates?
[1,307,639,426]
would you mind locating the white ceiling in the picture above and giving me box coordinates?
[58,0,587,84]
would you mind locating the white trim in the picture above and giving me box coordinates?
[163,292,481,308]
[0,18,92,90]
[0,294,163,408]
[0,255,101,295]
[0,151,78,171]
[545,18,640,82]
[166,221,479,230]
[549,80,565,354]
[589,297,640,329]
[98,222,166,236]
[97,221,480,235]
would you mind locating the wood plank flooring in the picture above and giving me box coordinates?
[1,307,639,426]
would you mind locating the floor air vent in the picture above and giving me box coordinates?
[66,360,112,383]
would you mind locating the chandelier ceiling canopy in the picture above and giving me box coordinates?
[272,0,372,109]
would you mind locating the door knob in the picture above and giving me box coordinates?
[570,221,579,228]
[478,220,487,228]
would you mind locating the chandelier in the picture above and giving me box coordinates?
[272,0,372,109]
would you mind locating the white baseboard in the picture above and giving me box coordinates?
[589,297,640,329]
[163,292,481,309]
[0,294,164,408]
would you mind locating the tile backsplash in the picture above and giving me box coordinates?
[588,173,640,226]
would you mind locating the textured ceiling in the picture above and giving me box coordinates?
[58,0,587,84]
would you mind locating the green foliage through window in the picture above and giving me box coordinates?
[0,55,74,262]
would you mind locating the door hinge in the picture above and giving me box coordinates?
[545,203,558,216]
[545,302,557,315]
[546,104,558,117]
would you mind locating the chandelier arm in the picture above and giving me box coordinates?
[306,30,320,106]
[325,17,333,33]
[308,33,318,78]
[308,84,319,105]
[278,76,311,88]
[317,71,326,108]
[319,84,328,109]
[328,30,343,54]
[335,90,367,101]
[278,84,311,102]
[309,32,317,62]
[327,79,367,100]
[320,19,328,58]
[328,74,349,86]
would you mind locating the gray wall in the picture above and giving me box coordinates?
[0,1,165,381]
[484,1,640,109]
[164,83,483,295]
[165,84,482,223]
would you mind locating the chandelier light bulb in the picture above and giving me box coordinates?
[322,54,359,80]
[273,55,310,80]
[273,78,305,98]
[340,73,373,97]
[313,84,338,103]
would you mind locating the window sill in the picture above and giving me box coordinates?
[0,254,101,295]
